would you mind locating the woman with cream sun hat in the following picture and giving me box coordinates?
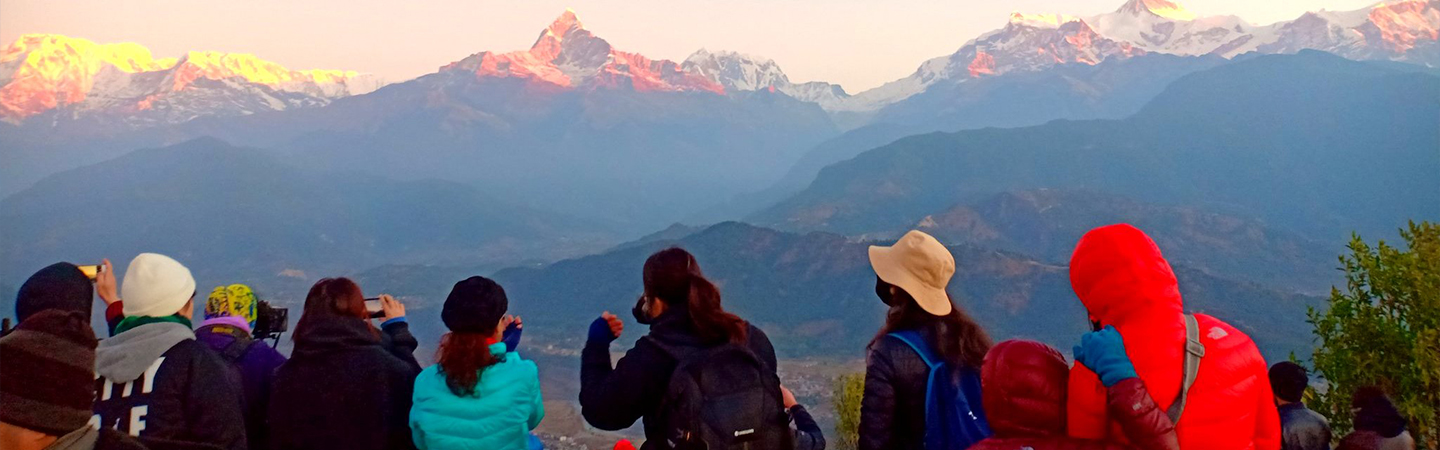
[858,230,995,450]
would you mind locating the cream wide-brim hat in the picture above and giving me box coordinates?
[868,230,955,316]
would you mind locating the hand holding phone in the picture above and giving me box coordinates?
[381,295,406,321]
[94,259,120,305]
[363,297,386,319]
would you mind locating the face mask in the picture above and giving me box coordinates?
[632,295,657,325]
[875,277,895,307]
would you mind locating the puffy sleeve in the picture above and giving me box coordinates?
[1068,362,1111,440]
[1106,378,1178,450]
[1252,368,1281,450]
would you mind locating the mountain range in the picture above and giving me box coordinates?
[0,34,381,128]
[4,0,1436,130]
[0,138,615,289]
[752,51,1440,244]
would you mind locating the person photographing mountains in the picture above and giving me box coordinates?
[579,247,818,450]
[409,276,544,450]
[92,253,247,450]
[267,278,420,450]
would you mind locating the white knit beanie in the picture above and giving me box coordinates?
[121,253,196,318]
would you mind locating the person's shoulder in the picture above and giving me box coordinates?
[500,353,539,373]
[412,365,446,392]
[98,427,149,450]
[1303,407,1331,425]
[163,338,222,365]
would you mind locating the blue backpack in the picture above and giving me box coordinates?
[888,331,992,450]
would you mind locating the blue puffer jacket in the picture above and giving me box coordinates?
[410,342,545,450]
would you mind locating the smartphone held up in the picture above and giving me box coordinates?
[77,264,103,280]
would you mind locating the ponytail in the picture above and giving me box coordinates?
[644,247,748,346]
[685,274,748,345]
[436,332,499,396]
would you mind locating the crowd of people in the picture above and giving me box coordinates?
[0,224,1420,450]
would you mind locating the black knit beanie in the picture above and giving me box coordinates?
[0,309,97,435]
[1268,361,1308,403]
[16,262,94,323]
[442,276,508,334]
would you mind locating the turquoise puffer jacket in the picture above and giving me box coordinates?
[410,343,545,450]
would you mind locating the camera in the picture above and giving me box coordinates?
[252,300,289,341]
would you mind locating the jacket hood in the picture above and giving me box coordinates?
[96,322,195,383]
[1069,224,1183,326]
[980,340,1069,437]
[291,315,380,359]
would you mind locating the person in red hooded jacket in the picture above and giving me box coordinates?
[1066,224,1280,450]
[972,336,1178,450]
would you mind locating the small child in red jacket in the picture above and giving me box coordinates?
[970,329,1178,450]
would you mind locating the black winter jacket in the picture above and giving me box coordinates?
[94,323,247,450]
[267,317,421,450]
[1278,402,1332,450]
[858,329,942,450]
[580,310,780,450]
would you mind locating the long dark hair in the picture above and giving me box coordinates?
[294,277,375,340]
[644,247,747,345]
[873,277,992,369]
[437,332,498,396]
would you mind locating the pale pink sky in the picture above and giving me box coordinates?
[0,0,1379,93]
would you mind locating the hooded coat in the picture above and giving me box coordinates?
[93,322,247,450]
[267,317,421,450]
[970,340,1177,450]
[1065,224,1281,450]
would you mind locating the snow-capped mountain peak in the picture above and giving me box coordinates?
[540,8,585,43]
[681,49,850,108]
[1115,0,1198,21]
[1008,12,1083,29]
[443,10,723,94]
[683,49,787,90]
[0,34,378,125]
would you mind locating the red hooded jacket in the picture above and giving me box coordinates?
[971,340,1178,450]
[1065,224,1280,450]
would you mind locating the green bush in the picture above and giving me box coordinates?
[832,373,865,450]
[1308,221,1439,449]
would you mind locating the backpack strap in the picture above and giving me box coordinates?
[1166,314,1206,424]
[887,331,940,370]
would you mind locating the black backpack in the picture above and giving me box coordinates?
[648,337,794,450]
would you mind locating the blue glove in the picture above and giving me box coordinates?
[588,316,618,344]
[502,322,523,353]
[1073,325,1138,387]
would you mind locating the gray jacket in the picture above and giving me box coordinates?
[1278,402,1331,450]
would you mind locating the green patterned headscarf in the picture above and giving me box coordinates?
[205,284,258,327]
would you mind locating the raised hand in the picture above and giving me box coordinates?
[379,294,406,322]
[95,258,120,305]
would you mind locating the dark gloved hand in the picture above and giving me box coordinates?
[501,322,522,353]
[1073,325,1138,387]
[588,316,618,344]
